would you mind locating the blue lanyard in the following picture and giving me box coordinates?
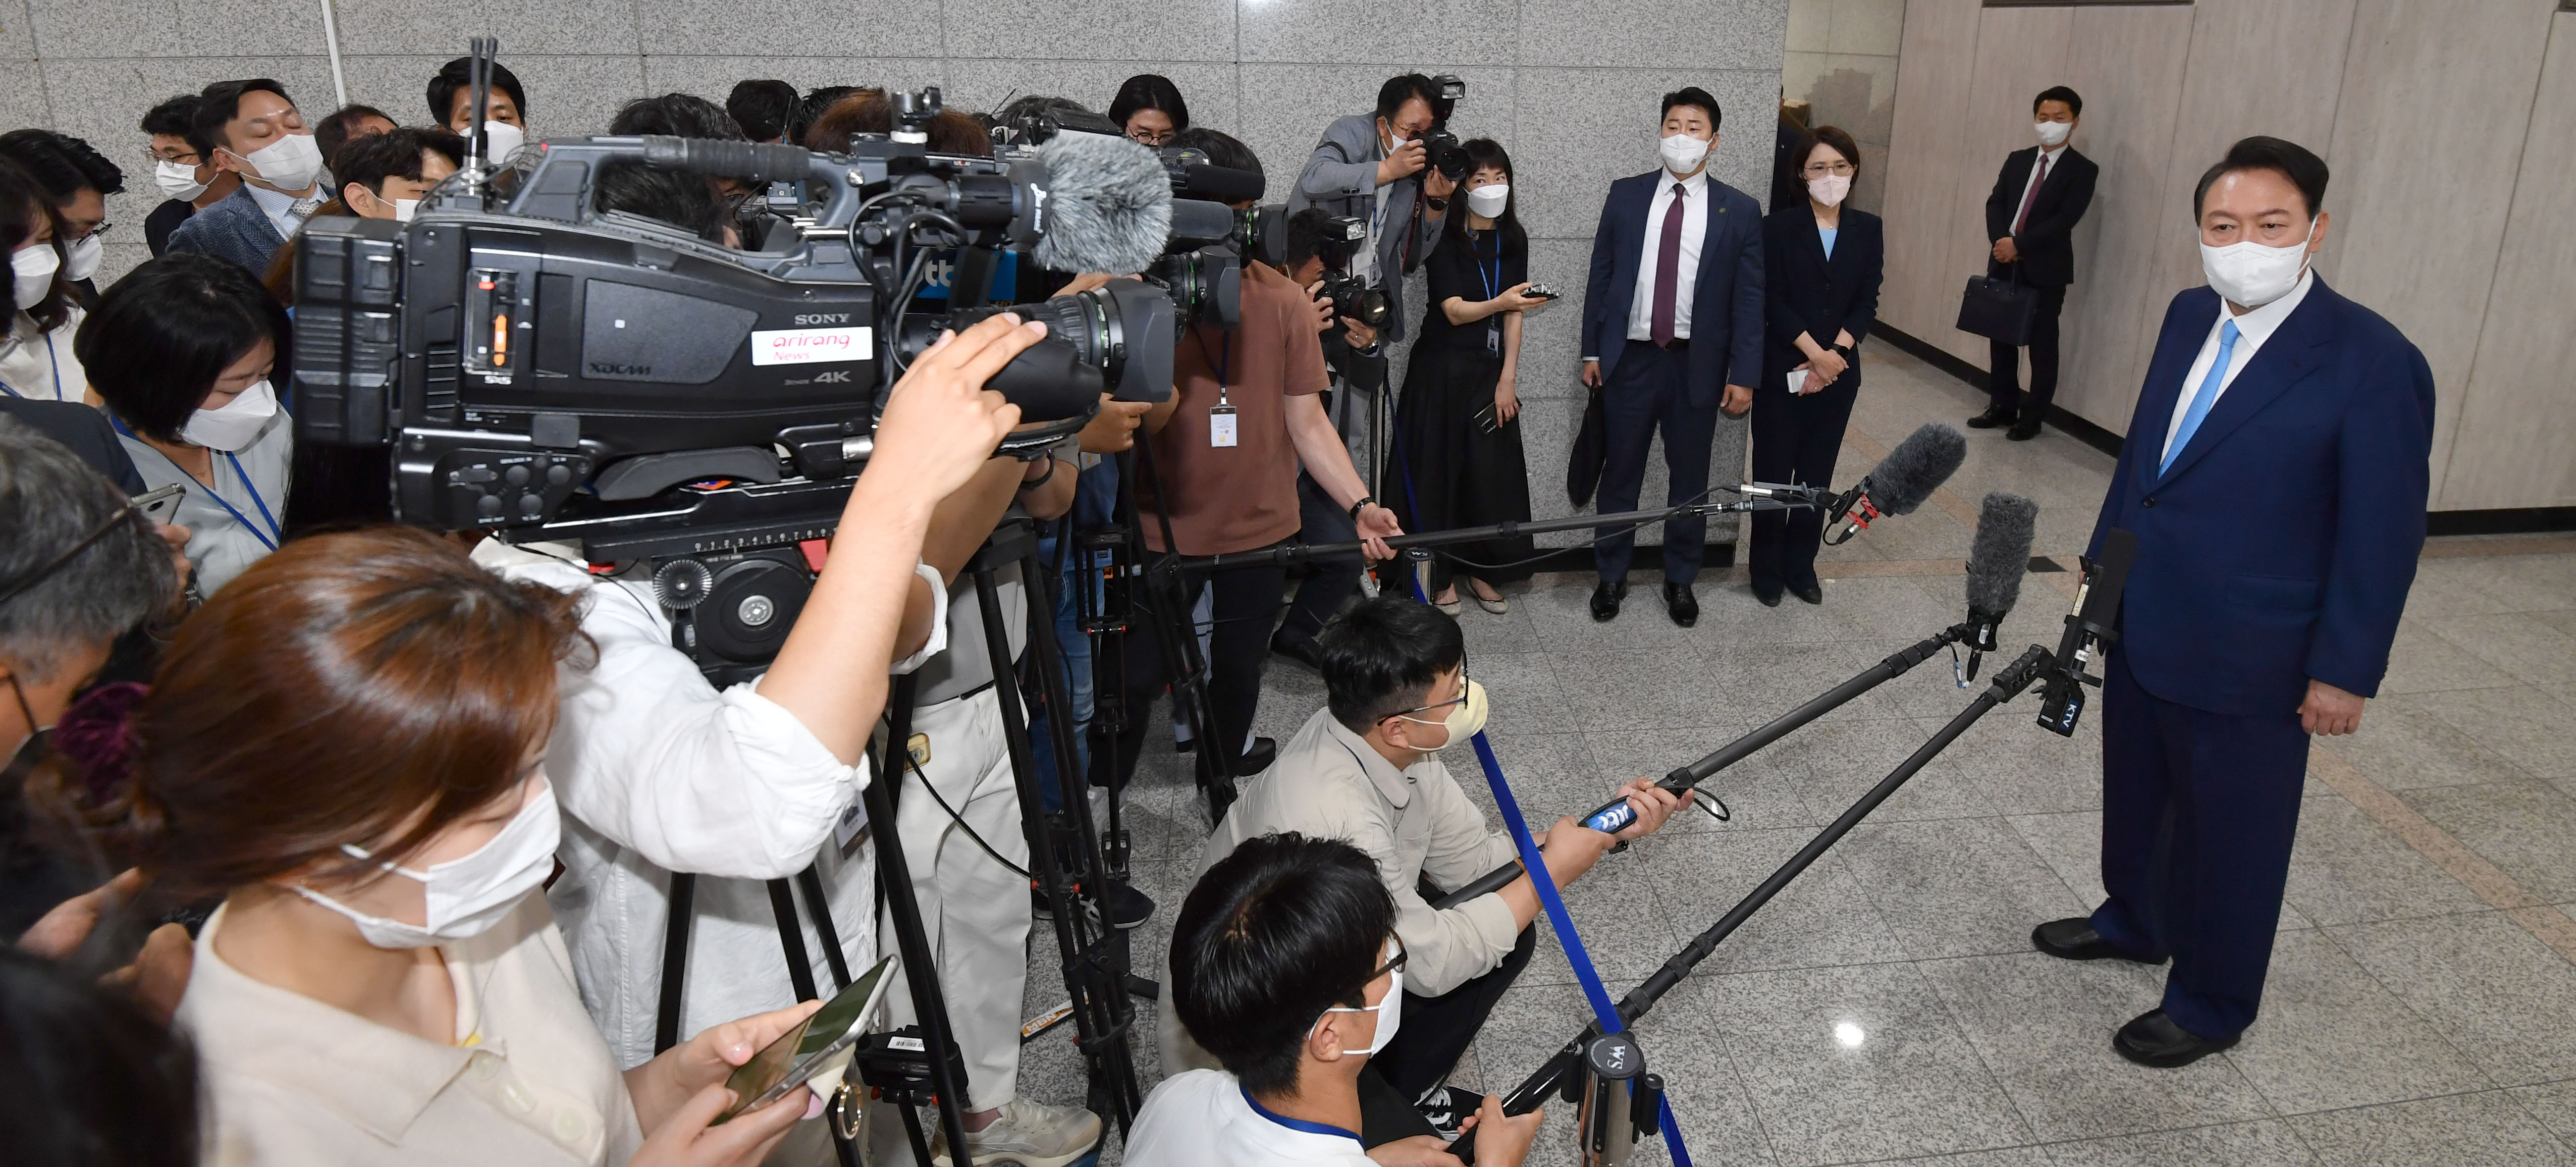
[1203,329,1233,404]
[0,333,66,400]
[1475,231,1502,301]
[112,416,281,550]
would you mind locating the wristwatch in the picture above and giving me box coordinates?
[1425,196,1448,212]
[1349,495,1376,521]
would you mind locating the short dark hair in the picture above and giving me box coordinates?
[1376,74,1438,124]
[75,254,292,443]
[139,94,200,149]
[611,93,745,141]
[0,418,177,684]
[0,947,199,1167]
[1799,125,1862,175]
[0,130,123,199]
[594,163,732,243]
[427,58,527,127]
[189,79,293,157]
[333,127,465,199]
[786,86,867,147]
[312,103,393,173]
[2033,86,2083,117]
[1169,126,1260,179]
[802,93,991,157]
[1444,138,1526,254]
[1172,833,1396,1096]
[1317,595,1466,732]
[727,79,799,143]
[1283,206,1357,274]
[2194,135,2328,221]
[1109,74,1190,133]
[1660,86,1722,130]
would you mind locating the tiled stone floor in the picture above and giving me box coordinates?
[1014,343,2576,1166]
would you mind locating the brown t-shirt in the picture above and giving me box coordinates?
[1137,261,1328,554]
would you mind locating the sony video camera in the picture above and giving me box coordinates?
[292,105,1217,568]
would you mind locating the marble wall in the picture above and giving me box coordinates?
[2,0,1791,550]
[1877,0,2576,512]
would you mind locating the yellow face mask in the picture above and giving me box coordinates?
[1396,679,1488,750]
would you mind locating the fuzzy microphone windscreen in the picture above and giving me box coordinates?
[1866,423,1968,516]
[1031,133,1173,277]
[1964,492,2040,618]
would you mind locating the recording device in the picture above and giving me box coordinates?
[1822,423,1968,545]
[291,117,1199,562]
[132,482,184,526]
[1319,269,1392,330]
[2035,528,2135,737]
[1961,492,2040,681]
[1524,283,1560,300]
[716,954,897,1122]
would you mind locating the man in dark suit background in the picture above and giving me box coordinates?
[1973,86,2098,441]
[2033,137,2433,1067]
[1580,86,1764,627]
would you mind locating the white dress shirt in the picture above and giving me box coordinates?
[2161,268,2315,463]
[244,180,320,240]
[1627,167,1709,341]
[472,539,946,1068]
[2009,143,2067,236]
[1124,1070,1376,1167]
[0,306,85,402]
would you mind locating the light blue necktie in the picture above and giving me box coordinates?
[2161,319,2240,476]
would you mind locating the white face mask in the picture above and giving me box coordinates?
[1464,184,1509,218]
[393,198,420,223]
[1394,679,1488,752]
[295,781,559,949]
[155,160,210,201]
[1317,940,1405,1056]
[62,234,102,283]
[1807,174,1852,207]
[480,121,526,166]
[11,244,58,309]
[2199,227,2315,309]
[180,379,279,452]
[235,132,324,192]
[2034,120,2072,148]
[1660,132,1711,176]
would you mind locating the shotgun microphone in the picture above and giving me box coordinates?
[1961,492,2040,681]
[1823,424,1968,545]
[2035,527,2137,736]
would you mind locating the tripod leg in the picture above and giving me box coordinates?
[655,872,694,1053]
[798,864,855,991]
[766,879,821,1003]
[872,676,979,1164]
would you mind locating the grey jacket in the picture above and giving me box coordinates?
[1291,113,1446,344]
[164,185,287,278]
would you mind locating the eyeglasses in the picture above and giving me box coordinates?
[0,501,147,609]
[146,149,204,167]
[1378,658,1471,723]
[1368,936,1409,983]
[72,223,113,240]
[1802,161,1856,178]
[1129,129,1173,146]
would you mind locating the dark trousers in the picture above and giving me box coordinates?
[1372,924,1537,1102]
[1987,281,2068,418]
[1594,339,1721,586]
[2088,649,2310,1039]
[1100,556,1286,783]
[1278,472,1362,648]
[1747,367,1861,593]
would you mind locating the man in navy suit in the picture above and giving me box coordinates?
[1580,86,1764,627]
[1972,86,2098,441]
[2033,137,2434,1067]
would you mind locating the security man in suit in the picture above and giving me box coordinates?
[1578,86,1764,628]
[2035,137,2434,1067]
[1973,85,2098,441]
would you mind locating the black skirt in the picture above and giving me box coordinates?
[1387,341,1535,586]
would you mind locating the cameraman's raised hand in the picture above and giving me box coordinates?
[1342,317,1379,351]
[1377,138,1427,185]
[867,314,1039,497]
[1304,280,1335,333]
[1423,167,1457,200]
[1079,395,1152,453]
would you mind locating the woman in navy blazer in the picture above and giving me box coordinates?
[1750,127,1883,605]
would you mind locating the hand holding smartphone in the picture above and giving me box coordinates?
[715,955,898,1123]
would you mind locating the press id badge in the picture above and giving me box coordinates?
[1210,384,1238,447]
[1486,321,1501,356]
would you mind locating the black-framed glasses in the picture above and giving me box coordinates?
[0,501,146,608]
[1377,657,1472,723]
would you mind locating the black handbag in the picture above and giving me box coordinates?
[1956,270,2037,347]
[1566,382,1608,507]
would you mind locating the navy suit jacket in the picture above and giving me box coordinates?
[1760,205,1883,379]
[2088,278,2435,717]
[1582,170,1764,407]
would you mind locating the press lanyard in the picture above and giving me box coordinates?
[0,333,65,400]
[1206,329,1238,448]
[1477,233,1504,356]
[112,416,282,550]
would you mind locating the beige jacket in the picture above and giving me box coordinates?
[1158,707,1524,1073]
[179,897,647,1165]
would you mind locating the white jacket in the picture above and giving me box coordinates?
[0,307,84,403]
[473,540,946,1068]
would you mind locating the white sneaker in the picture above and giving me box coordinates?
[930,1097,1103,1167]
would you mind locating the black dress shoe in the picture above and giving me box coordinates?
[1753,582,1784,607]
[1269,630,1321,671]
[2114,1009,2238,1068]
[1590,579,1627,622]
[1967,405,2016,429]
[1792,583,1824,605]
[1238,736,1278,775]
[2031,918,2159,964]
[1663,581,1698,627]
[2007,419,2043,441]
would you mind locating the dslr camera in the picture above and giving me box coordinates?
[1420,74,1470,181]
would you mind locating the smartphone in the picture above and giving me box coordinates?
[1523,283,1560,301]
[1472,403,1502,435]
[716,954,899,1123]
[133,483,185,526]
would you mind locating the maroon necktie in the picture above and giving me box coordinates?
[2013,153,2052,235]
[1651,183,1685,347]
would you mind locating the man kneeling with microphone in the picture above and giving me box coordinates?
[1159,596,1678,1156]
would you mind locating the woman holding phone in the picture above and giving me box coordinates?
[1750,125,1884,607]
[37,528,823,1165]
[1390,138,1548,614]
